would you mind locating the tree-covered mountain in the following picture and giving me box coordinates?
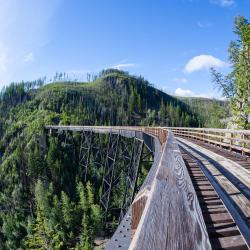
[0,69,230,249]
[176,96,230,128]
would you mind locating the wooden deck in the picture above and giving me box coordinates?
[182,150,248,250]
[178,138,250,249]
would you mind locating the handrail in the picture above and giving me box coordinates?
[166,127,250,155]
[165,127,250,134]
[129,131,211,250]
[45,125,168,146]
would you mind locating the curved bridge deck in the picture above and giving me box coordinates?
[178,138,250,250]
[45,126,250,250]
[170,128,250,250]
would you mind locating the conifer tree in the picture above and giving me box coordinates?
[25,181,64,249]
[61,191,75,237]
[212,16,250,128]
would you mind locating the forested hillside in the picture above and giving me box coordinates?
[0,69,229,249]
[177,96,230,128]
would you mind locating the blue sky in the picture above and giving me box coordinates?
[0,0,249,98]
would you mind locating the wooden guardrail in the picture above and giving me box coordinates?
[167,127,250,155]
[46,125,168,146]
[129,132,211,250]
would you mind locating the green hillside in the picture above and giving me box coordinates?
[0,69,200,136]
[176,96,230,128]
[0,69,229,249]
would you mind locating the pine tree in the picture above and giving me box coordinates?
[128,92,134,114]
[61,191,75,233]
[137,94,142,113]
[212,16,250,128]
[27,143,44,177]
[25,181,51,249]
[76,215,92,250]
[76,182,92,250]
[159,99,166,125]
[25,181,65,250]
[86,181,102,235]
[77,182,88,213]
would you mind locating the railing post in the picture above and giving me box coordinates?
[242,133,245,156]
[131,186,150,238]
[230,132,232,151]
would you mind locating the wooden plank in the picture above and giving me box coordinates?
[131,186,150,238]
[199,198,223,206]
[203,213,234,224]
[129,132,211,250]
[201,207,228,214]
[196,190,218,197]
[210,235,249,250]
[207,223,239,237]
[194,186,214,191]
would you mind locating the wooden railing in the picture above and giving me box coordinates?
[129,132,211,250]
[166,127,250,155]
[46,125,168,146]
[143,127,167,146]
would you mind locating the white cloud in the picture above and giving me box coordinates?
[172,77,188,84]
[24,52,34,62]
[174,87,215,98]
[111,63,136,70]
[209,0,234,7]
[184,54,228,73]
[175,88,194,97]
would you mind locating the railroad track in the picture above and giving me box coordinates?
[182,137,250,171]
[179,139,250,250]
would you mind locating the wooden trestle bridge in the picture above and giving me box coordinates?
[45,126,250,250]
